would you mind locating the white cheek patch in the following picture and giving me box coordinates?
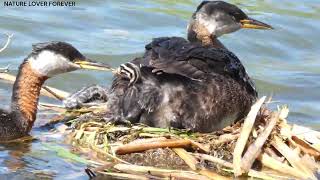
[197,13,218,34]
[29,50,80,77]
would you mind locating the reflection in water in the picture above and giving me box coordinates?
[0,132,89,179]
[0,139,34,177]
[0,0,319,178]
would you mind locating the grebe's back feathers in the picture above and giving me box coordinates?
[139,37,256,95]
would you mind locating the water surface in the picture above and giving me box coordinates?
[0,0,319,179]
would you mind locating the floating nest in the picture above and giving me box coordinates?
[50,96,320,180]
[1,52,318,179]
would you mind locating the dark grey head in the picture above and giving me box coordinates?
[188,1,273,41]
[27,41,112,77]
[31,41,86,62]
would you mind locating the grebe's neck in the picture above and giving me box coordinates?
[11,60,48,133]
[187,22,227,50]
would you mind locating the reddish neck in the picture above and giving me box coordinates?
[188,22,227,50]
[11,61,48,132]
[207,38,227,49]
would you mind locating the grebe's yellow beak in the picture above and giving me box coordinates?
[74,58,116,72]
[240,18,273,30]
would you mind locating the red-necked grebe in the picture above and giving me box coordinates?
[64,1,273,132]
[0,41,111,141]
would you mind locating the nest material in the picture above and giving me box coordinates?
[61,96,320,180]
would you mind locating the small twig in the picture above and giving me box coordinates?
[39,102,66,113]
[0,33,13,53]
[43,86,65,101]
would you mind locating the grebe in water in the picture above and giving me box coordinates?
[0,41,111,141]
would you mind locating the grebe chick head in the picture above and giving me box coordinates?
[188,1,273,44]
[28,41,111,77]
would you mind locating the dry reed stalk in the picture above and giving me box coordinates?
[90,145,130,164]
[89,162,115,172]
[301,154,320,172]
[291,136,320,157]
[291,125,320,154]
[138,133,163,138]
[39,103,66,113]
[241,112,279,172]
[258,152,307,179]
[0,72,70,100]
[292,125,320,143]
[115,139,191,155]
[215,133,239,145]
[97,171,151,180]
[189,139,210,153]
[233,96,266,176]
[246,170,278,180]
[198,169,230,180]
[272,136,316,179]
[113,163,208,180]
[127,137,168,145]
[174,148,230,180]
[279,121,292,139]
[194,153,278,180]
[42,86,66,101]
[264,147,285,162]
[193,153,233,168]
[172,148,198,170]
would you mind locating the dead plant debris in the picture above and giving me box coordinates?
[52,96,320,180]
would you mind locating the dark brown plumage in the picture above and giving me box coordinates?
[64,1,273,132]
[106,37,257,132]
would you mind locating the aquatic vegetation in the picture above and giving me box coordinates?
[48,96,320,179]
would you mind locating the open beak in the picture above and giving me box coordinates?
[240,18,273,30]
[74,58,116,72]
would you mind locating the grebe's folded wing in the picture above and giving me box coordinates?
[141,37,249,83]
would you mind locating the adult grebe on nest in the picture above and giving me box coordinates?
[0,42,111,141]
[64,1,273,132]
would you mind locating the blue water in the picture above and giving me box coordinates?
[0,0,319,178]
